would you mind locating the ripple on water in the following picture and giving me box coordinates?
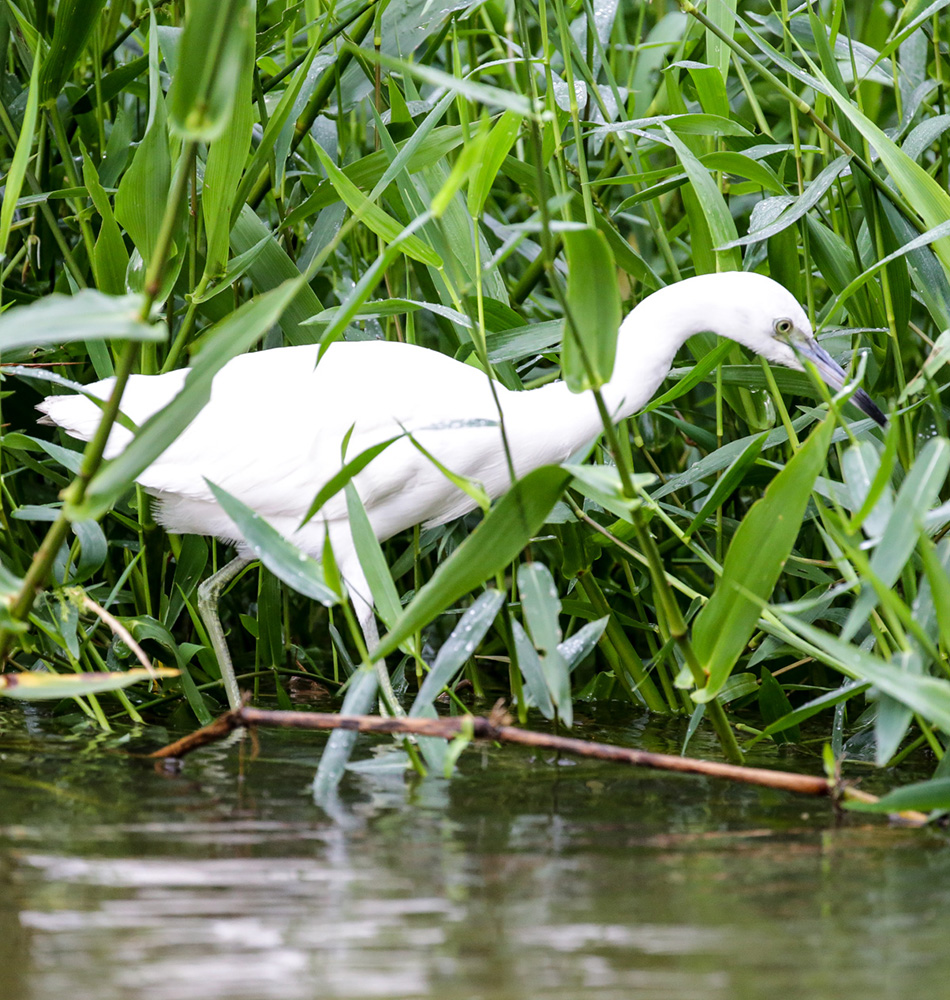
[0,711,947,1000]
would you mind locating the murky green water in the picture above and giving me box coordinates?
[1,702,947,1000]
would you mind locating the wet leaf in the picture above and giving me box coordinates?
[693,416,834,700]
[372,466,571,662]
[0,667,177,700]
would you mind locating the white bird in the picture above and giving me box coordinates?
[37,272,884,710]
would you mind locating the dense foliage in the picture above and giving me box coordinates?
[1,0,949,791]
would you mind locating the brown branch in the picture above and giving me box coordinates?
[149,710,247,758]
[147,704,930,824]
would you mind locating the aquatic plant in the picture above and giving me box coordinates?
[0,1,948,807]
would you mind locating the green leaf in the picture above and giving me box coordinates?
[168,0,255,141]
[778,614,950,734]
[0,291,160,350]
[824,218,950,322]
[81,146,129,296]
[875,676,915,767]
[684,432,766,540]
[313,666,380,802]
[300,435,403,528]
[592,112,752,139]
[693,415,834,699]
[191,236,270,304]
[842,438,950,640]
[369,50,534,118]
[345,483,401,628]
[813,63,950,277]
[745,680,870,745]
[845,777,950,815]
[229,206,323,345]
[680,61,730,119]
[640,339,734,413]
[71,519,108,581]
[0,49,39,262]
[283,125,468,228]
[519,562,561,657]
[164,535,208,630]
[717,157,851,249]
[757,667,800,743]
[205,479,338,606]
[315,213,441,355]
[652,419,804,501]
[661,122,740,269]
[314,145,442,267]
[562,229,621,392]
[412,699,450,774]
[200,9,255,276]
[367,91,457,203]
[305,298,471,328]
[468,110,522,217]
[38,0,108,104]
[71,54,148,116]
[372,466,571,662]
[0,666,177,700]
[481,319,563,363]
[4,429,84,474]
[0,559,26,633]
[564,464,653,522]
[257,565,283,670]
[431,121,489,218]
[559,617,609,672]
[703,150,784,194]
[114,17,172,268]
[231,38,321,210]
[519,562,571,726]
[512,619,556,718]
[918,538,950,655]
[841,440,893,539]
[411,590,506,710]
[703,0,737,87]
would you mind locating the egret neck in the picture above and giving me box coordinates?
[507,276,760,470]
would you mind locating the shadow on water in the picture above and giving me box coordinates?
[0,701,947,1000]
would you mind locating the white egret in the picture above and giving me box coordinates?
[37,272,885,709]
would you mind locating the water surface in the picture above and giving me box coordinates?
[1,703,946,1000]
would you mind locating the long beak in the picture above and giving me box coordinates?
[794,339,887,428]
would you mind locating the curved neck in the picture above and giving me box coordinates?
[515,275,734,461]
[507,280,731,468]
[603,277,749,419]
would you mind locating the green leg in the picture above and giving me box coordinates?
[197,555,251,710]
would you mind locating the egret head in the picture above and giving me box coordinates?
[694,272,887,428]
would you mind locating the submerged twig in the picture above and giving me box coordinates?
[148,704,929,825]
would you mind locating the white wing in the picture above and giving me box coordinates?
[39,341,542,544]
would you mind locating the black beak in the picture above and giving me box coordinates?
[794,339,887,428]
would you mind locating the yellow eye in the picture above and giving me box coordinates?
[774,318,793,336]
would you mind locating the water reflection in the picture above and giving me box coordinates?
[0,706,947,1000]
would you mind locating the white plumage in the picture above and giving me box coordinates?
[37,272,884,709]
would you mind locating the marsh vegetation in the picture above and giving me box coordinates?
[0,0,949,807]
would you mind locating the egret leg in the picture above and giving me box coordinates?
[197,555,252,710]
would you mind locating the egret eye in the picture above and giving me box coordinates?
[774,318,794,337]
